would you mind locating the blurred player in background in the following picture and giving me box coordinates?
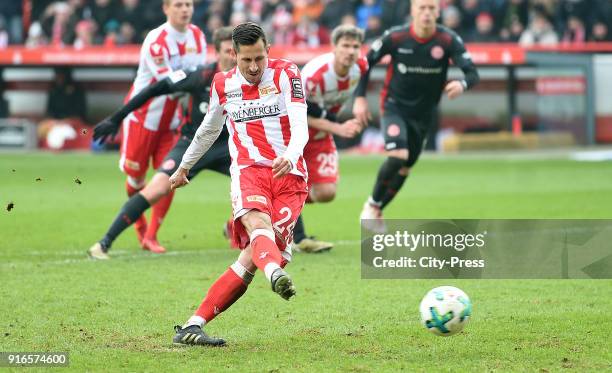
[169,22,308,346]
[88,27,235,260]
[117,0,206,253]
[293,24,368,253]
[353,0,479,227]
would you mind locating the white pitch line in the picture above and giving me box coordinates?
[2,240,363,268]
[333,240,361,246]
[0,249,212,268]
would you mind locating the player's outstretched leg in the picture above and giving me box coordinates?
[269,267,296,300]
[239,208,295,299]
[88,193,151,259]
[237,210,297,300]
[174,260,254,346]
[250,228,296,300]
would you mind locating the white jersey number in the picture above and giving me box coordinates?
[273,207,297,247]
[316,152,338,177]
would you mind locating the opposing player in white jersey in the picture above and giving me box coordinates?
[118,0,206,253]
[169,22,308,346]
[291,25,368,253]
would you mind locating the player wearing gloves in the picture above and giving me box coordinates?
[88,27,235,259]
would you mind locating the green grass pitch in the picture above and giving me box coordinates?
[1,152,611,372]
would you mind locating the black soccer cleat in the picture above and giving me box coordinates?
[270,268,296,300]
[172,325,226,347]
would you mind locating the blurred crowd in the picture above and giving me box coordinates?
[0,0,611,49]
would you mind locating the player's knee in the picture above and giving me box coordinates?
[152,173,172,194]
[387,149,409,160]
[311,184,336,203]
[316,191,336,203]
[140,174,171,203]
[383,156,407,176]
[241,211,273,233]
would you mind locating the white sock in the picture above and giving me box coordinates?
[263,262,281,282]
[183,315,205,329]
[368,196,382,207]
[230,261,255,284]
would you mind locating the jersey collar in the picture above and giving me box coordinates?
[409,23,437,44]
[164,22,189,41]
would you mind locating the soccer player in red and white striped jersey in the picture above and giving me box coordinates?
[119,0,206,253]
[169,22,308,346]
[292,24,368,253]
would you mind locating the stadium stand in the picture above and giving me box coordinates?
[1,1,612,151]
[0,1,608,48]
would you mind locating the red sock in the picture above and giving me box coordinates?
[195,265,251,323]
[250,229,283,273]
[145,190,174,240]
[126,181,147,236]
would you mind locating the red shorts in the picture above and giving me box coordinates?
[303,136,339,185]
[230,166,308,252]
[119,120,177,179]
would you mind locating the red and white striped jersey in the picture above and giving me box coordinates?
[180,59,309,179]
[124,22,206,132]
[301,52,368,140]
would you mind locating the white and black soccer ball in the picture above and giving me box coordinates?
[419,286,472,336]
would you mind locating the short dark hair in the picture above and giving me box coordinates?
[232,22,267,51]
[212,26,234,52]
[163,0,190,6]
[331,25,365,45]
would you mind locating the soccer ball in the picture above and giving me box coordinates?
[419,286,472,336]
